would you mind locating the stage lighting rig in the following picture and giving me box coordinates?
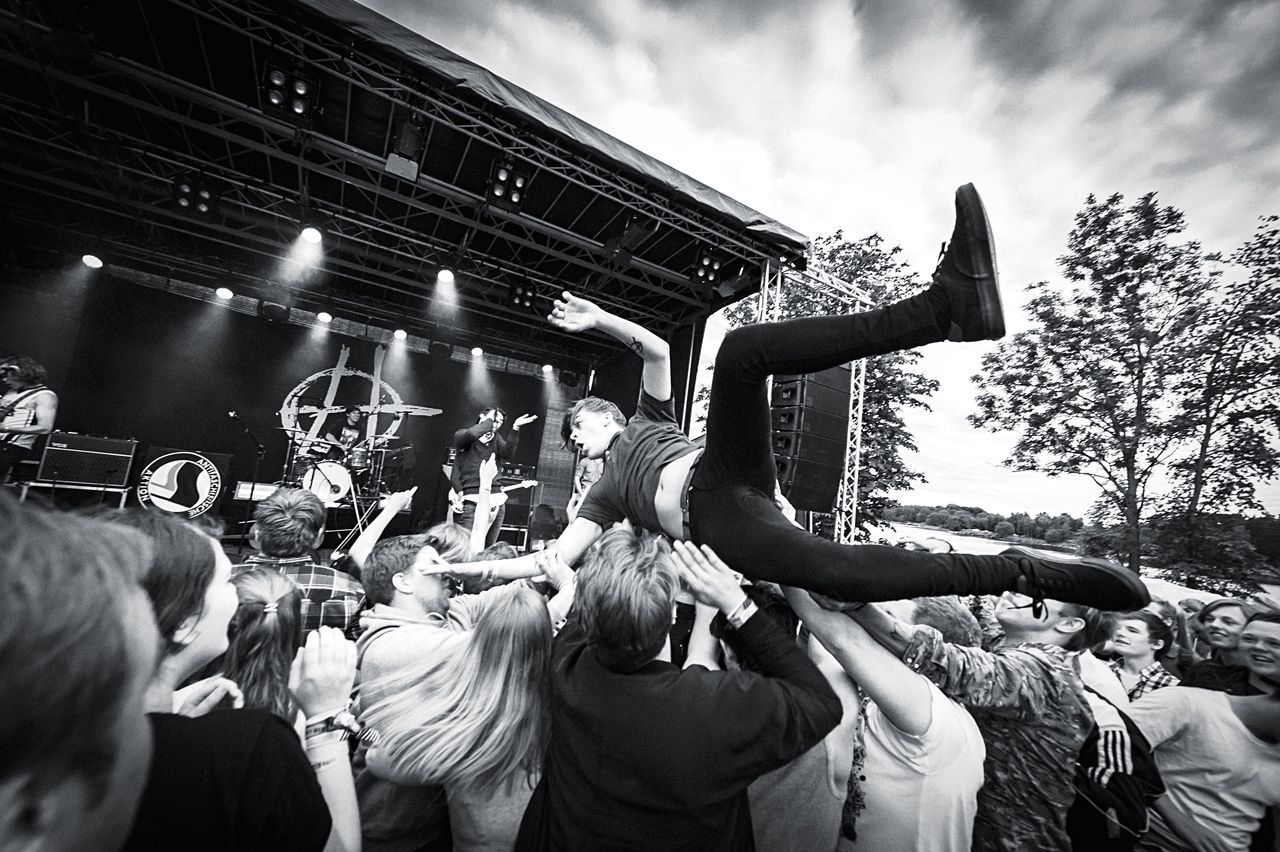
[261,65,317,125]
[692,247,724,293]
[385,111,428,182]
[487,158,531,213]
[172,174,219,218]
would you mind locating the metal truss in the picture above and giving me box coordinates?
[756,261,871,544]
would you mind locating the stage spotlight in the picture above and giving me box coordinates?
[215,287,234,300]
[301,225,322,244]
[393,328,408,340]
[173,174,219,217]
[542,364,553,374]
[262,65,316,124]
[559,369,582,388]
[429,341,452,361]
[81,254,103,269]
[508,281,538,313]
[437,269,455,285]
[471,346,484,357]
[487,157,531,213]
[316,311,333,323]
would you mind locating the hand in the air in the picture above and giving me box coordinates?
[672,541,747,615]
[548,291,603,333]
[288,626,358,718]
[513,413,538,429]
[380,486,417,513]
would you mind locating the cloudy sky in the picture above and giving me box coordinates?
[358,0,1280,517]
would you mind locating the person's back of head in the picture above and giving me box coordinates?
[0,495,160,851]
[253,487,326,557]
[416,520,473,564]
[218,567,303,723]
[365,585,553,791]
[911,595,982,647]
[575,528,678,672]
[1058,602,1105,653]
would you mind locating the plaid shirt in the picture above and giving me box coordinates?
[237,554,365,639]
[1110,659,1180,701]
[903,626,1090,852]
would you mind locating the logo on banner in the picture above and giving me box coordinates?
[137,452,222,517]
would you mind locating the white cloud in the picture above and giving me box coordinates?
[358,0,1280,516]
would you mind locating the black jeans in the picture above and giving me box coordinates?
[453,497,506,549]
[689,291,1020,602]
[0,443,29,484]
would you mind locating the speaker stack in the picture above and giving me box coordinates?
[771,364,852,512]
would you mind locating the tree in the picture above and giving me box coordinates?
[1145,514,1269,595]
[1162,215,1280,518]
[993,520,1015,538]
[710,232,938,539]
[971,193,1219,572]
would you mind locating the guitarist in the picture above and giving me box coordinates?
[0,356,58,483]
[450,405,537,547]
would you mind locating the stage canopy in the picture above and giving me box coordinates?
[0,0,810,371]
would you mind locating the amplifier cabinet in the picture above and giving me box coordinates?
[37,432,137,487]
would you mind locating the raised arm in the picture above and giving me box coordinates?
[549,291,671,401]
[413,515,604,582]
[785,588,934,736]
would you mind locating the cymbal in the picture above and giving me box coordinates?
[276,426,315,435]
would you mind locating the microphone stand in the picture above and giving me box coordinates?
[230,413,266,554]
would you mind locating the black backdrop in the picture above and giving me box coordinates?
[2,270,549,525]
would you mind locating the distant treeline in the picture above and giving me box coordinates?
[885,504,1085,544]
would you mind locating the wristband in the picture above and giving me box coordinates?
[725,598,758,631]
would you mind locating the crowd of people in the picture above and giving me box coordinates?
[3,186,1278,852]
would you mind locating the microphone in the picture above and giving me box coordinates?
[228,411,238,419]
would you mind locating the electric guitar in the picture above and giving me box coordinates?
[0,386,47,443]
[449,479,538,518]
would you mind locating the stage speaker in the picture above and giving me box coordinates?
[771,364,852,512]
[37,432,137,487]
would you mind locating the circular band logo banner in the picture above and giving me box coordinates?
[137,452,222,517]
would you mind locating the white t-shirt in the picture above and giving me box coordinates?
[1126,687,1280,851]
[844,679,986,852]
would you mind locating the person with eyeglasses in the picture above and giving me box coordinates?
[842,590,1107,852]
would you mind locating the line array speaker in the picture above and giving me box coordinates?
[771,364,852,512]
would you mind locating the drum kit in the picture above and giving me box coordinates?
[278,426,412,507]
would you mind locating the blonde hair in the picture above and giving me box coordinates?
[362,586,552,791]
[575,528,679,672]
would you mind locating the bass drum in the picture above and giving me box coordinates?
[302,461,352,507]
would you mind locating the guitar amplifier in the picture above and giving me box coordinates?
[37,432,137,487]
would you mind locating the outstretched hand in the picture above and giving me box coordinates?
[513,413,538,429]
[672,541,747,614]
[547,291,604,334]
[379,486,417,514]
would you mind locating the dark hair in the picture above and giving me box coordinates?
[363,534,438,606]
[1115,610,1175,657]
[480,406,506,421]
[1246,610,1280,628]
[1059,602,1105,653]
[216,567,303,723]
[0,355,48,387]
[344,404,362,415]
[107,509,219,654]
[1,494,155,803]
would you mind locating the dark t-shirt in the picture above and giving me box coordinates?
[575,391,698,533]
[452,417,519,494]
[123,709,331,852]
[1179,660,1264,695]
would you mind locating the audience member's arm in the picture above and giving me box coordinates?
[345,488,416,569]
[291,627,361,852]
[419,516,603,583]
[785,588,933,736]
[540,550,576,628]
[683,601,722,671]
[675,542,841,765]
[548,291,671,400]
[850,603,1059,715]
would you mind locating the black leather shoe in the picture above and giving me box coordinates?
[1002,546,1150,613]
[933,183,1005,342]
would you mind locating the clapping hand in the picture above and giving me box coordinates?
[547,291,604,334]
